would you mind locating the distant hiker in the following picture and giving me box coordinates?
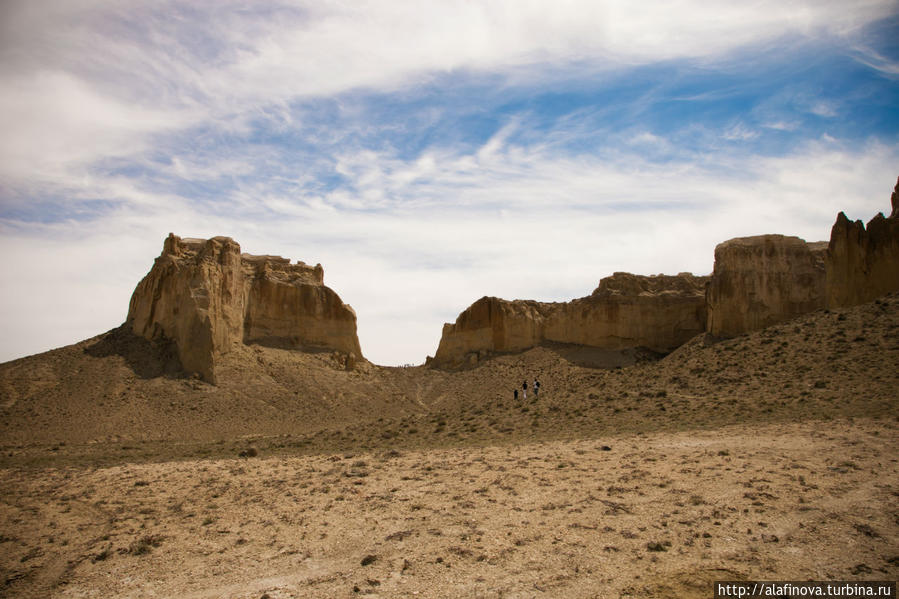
[514,389,519,401]
[534,378,540,398]
[522,380,528,400]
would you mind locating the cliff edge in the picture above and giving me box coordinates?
[706,235,827,338]
[128,234,361,382]
[826,177,899,308]
[432,272,708,369]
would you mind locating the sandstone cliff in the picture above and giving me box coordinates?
[128,234,361,382]
[432,297,555,368]
[546,272,708,351]
[432,272,708,369]
[826,177,899,308]
[706,235,827,338]
[891,176,899,220]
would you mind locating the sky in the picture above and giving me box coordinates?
[1,1,898,366]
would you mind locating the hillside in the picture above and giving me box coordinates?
[0,295,897,598]
[1,293,896,466]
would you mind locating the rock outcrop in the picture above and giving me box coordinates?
[706,235,827,338]
[826,177,899,308]
[891,176,899,220]
[546,273,709,351]
[432,272,708,368]
[128,234,361,382]
[432,297,555,368]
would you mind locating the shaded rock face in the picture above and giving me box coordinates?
[826,178,899,308]
[432,273,708,368]
[706,235,826,338]
[128,234,361,382]
[892,176,899,220]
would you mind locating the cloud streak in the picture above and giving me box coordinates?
[0,1,897,365]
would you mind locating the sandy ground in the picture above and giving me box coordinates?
[1,295,897,598]
[2,418,896,599]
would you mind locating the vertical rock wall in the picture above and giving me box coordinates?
[706,235,827,338]
[546,273,708,351]
[128,234,361,382]
[431,273,708,369]
[825,178,899,308]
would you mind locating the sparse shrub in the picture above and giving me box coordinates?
[93,545,112,562]
[129,534,164,555]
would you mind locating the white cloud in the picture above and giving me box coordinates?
[1,0,897,366]
[2,134,895,366]
[1,0,895,194]
[762,121,799,131]
[0,70,192,189]
[849,43,899,77]
[809,101,839,118]
[722,123,760,141]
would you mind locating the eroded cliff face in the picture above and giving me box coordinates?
[706,235,827,338]
[547,273,709,351]
[432,297,555,368]
[128,234,361,382]
[826,177,899,308]
[432,273,708,369]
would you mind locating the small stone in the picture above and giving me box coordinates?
[360,554,377,566]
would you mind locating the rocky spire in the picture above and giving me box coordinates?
[890,176,898,219]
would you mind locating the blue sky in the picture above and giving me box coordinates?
[1,1,898,365]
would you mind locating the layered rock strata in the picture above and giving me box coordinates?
[432,273,708,368]
[707,178,899,337]
[546,272,710,351]
[706,235,827,338]
[128,234,361,382]
[826,177,899,308]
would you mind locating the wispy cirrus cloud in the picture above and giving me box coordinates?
[1,0,898,365]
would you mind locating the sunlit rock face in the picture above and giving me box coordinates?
[432,272,708,369]
[128,234,361,382]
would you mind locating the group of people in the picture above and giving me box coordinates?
[514,378,540,400]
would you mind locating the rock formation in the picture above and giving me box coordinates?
[432,297,555,368]
[892,176,899,220]
[128,234,361,382]
[432,273,708,368]
[706,178,899,337]
[826,177,899,308]
[706,235,827,338]
[546,272,709,351]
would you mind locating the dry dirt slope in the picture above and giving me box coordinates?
[0,294,898,462]
[318,292,898,456]
[0,296,896,598]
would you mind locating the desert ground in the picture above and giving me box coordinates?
[1,295,898,598]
